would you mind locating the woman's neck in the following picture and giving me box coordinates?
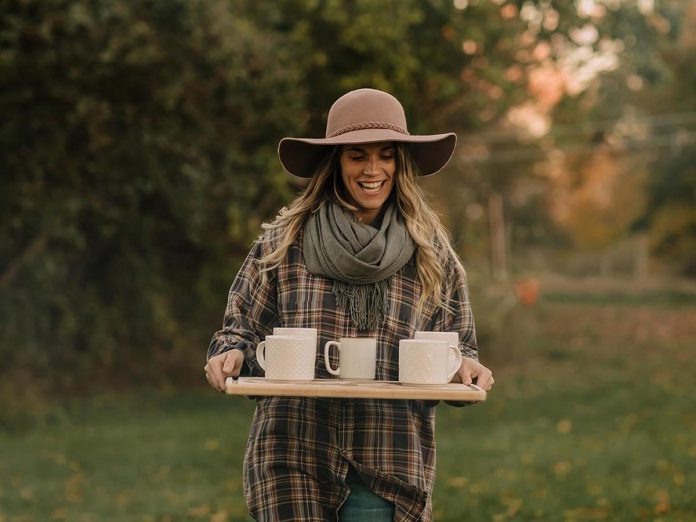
[353,206,387,227]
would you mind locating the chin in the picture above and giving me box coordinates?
[357,200,387,211]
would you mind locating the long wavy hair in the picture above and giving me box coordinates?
[258,143,466,317]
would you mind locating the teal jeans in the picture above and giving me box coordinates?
[338,473,395,521]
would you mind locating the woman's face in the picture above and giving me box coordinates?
[339,142,396,224]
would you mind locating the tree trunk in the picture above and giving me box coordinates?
[488,192,508,282]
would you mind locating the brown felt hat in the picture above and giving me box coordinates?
[278,88,457,178]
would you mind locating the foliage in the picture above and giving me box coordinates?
[550,150,648,250]
[641,1,696,276]
[0,0,688,387]
[0,0,304,380]
[547,0,696,272]
[646,149,696,275]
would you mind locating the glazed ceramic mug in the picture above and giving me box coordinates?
[414,330,460,368]
[398,339,462,385]
[324,337,377,380]
[256,335,316,381]
[273,327,318,349]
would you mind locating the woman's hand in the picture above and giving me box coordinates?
[454,356,494,391]
[204,350,245,392]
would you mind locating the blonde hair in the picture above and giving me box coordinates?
[259,143,465,317]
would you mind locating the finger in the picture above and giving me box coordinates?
[222,350,243,377]
[221,352,234,374]
[203,362,217,390]
[208,356,226,391]
[477,370,494,390]
[204,365,219,390]
[460,365,473,385]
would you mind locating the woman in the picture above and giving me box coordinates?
[205,88,494,521]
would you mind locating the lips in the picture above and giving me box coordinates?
[357,180,385,192]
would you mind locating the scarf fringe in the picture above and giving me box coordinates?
[333,279,390,331]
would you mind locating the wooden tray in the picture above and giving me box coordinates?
[225,377,486,401]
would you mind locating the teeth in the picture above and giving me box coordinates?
[359,181,383,189]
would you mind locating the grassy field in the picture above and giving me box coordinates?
[1,295,695,521]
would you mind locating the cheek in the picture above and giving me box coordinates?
[387,166,397,187]
[339,167,351,188]
[342,167,361,186]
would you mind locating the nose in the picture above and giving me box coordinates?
[363,155,379,175]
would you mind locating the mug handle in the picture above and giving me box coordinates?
[256,340,267,370]
[447,344,463,382]
[324,341,341,376]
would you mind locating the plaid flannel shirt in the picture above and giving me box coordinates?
[208,230,478,522]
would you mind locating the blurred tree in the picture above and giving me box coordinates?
[641,0,696,275]
[0,0,305,383]
[512,0,694,276]
[548,150,647,250]
[0,0,681,390]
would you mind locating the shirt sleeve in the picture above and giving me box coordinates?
[432,257,480,408]
[207,238,278,376]
[432,258,479,361]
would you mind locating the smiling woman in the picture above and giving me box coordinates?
[205,88,494,521]
[339,143,396,224]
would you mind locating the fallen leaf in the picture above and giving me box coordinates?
[556,419,572,434]
[64,474,84,503]
[552,461,572,477]
[187,504,211,518]
[50,507,68,520]
[564,507,611,519]
[205,439,220,451]
[225,479,242,492]
[211,511,228,522]
[654,490,670,514]
[446,476,468,487]
[503,497,523,517]
[19,487,34,500]
[115,490,131,508]
[152,466,171,481]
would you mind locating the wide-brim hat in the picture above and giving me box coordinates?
[278,88,457,178]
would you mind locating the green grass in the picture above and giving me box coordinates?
[0,391,256,521]
[1,301,695,521]
[541,290,696,307]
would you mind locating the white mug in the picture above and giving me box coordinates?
[273,327,318,348]
[414,331,459,368]
[398,339,462,385]
[256,335,316,381]
[324,337,377,380]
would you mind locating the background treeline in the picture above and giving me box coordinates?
[1,0,693,393]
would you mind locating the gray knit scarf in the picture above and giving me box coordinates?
[303,202,416,330]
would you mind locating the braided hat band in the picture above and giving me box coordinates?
[278,88,457,178]
[327,121,409,138]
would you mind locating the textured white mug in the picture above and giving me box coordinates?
[398,339,462,385]
[414,331,460,368]
[273,327,318,349]
[256,335,316,381]
[324,337,377,380]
